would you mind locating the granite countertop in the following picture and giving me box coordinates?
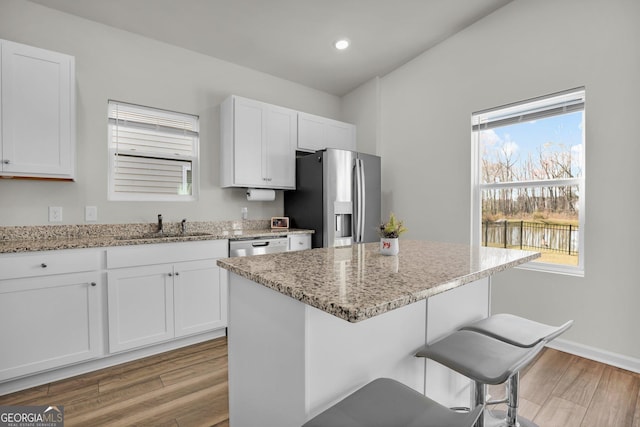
[217,240,540,323]
[0,220,313,254]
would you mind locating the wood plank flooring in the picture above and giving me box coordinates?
[489,347,640,426]
[0,338,229,426]
[1,337,639,426]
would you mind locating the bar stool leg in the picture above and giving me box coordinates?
[486,372,537,427]
[506,372,519,427]
[474,381,486,427]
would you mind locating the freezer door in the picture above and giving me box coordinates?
[357,152,382,243]
[323,149,354,247]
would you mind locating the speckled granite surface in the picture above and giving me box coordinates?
[0,220,313,253]
[217,240,540,323]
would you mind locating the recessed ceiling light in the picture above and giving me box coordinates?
[334,39,350,50]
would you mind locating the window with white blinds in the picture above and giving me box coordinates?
[108,101,199,201]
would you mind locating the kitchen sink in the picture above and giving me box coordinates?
[116,232,214,240]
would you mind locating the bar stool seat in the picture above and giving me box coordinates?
[415,330,544,385]
[416,330,545,427]
[460,313,573,347]
[302,377,483,427]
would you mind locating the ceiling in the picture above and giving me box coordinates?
[28,0,513,96]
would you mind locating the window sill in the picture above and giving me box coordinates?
[516,261,584,277]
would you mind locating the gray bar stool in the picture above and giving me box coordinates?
[458,314,573,426]
[302,377,483,427]
[460,313,573,348]
[415,330,545,427]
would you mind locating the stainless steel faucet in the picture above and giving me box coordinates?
[157,214,163,234]
[181,218,187,234]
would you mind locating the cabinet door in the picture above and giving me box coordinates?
[325,120,356,151]
[107,265,174,353]
[0,272,101,381]
[297,112,326,152]
[1,40,75,178]
[174,259,227,337]
[265,104,296,189]
[233,96,265,187]
[298,112,355,152]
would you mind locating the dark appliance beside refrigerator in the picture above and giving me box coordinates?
[284,149,381,248]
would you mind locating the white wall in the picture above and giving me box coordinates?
[341,77,380,157]
[356,0,640,360]
[0,0,341,226]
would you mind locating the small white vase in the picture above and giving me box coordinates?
[380,237,399,256]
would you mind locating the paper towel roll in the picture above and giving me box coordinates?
[246,188,276,201]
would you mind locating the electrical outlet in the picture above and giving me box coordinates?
[48,206,63,222]
[85,206,98,222]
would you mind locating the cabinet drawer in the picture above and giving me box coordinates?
[288,234,312,251]
[0,249,102,280]
[107,240,228,269]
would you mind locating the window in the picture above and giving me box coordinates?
[471,88,585,275]
[108,100,199,201]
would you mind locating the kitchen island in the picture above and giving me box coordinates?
[217,240,539,427]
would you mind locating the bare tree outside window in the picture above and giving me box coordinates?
[472,89,585,274]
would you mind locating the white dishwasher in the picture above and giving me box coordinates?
[229,236,289,257]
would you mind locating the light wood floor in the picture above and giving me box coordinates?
[0,338,229,426]
[1,337,639,426]
[489,347,640,426]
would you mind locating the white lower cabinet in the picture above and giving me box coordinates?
[0,240,228,393]
[174,259,226,337]
[107,264,174,353]
[106,240,228,353]
[0,271,101,381]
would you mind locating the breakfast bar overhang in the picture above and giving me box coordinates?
[217,240,539,427]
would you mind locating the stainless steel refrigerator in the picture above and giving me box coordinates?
[284,149,381,248]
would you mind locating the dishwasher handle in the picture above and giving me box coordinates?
[252,242,270,247]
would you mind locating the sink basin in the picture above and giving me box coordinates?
[116,232,213,240]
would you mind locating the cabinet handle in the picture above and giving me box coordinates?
[175,272,180,276]
[41,263,47,268]
[90,282,97,287]
[2,160,9,165]
[168,273,173,277]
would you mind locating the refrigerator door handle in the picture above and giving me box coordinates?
[358,159,366,243]
[353,158,365,243]
[353,160,360,242]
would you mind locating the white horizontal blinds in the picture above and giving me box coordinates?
[472,88,585,131]
[108,100,198,199]
[113,156,192,195]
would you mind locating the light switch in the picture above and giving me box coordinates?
[85,206,98,222]
[48,206,63,222]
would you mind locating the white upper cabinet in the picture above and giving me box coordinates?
[298,112,356,152]
[221,95,296,189]
[0,39,76,179]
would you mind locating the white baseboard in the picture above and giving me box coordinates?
[547,338,640,374]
